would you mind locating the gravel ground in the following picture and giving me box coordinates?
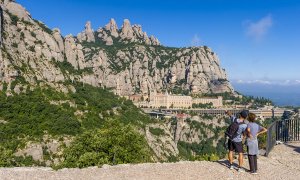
[1,142,299,180]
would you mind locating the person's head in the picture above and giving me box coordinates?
[248,113,256,122]
[239,110,248,120]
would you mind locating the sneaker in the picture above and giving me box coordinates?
[251,171,258,175]
[229,165,234,170]
[238,168,245,172]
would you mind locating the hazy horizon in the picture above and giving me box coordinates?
[232,81,300,107]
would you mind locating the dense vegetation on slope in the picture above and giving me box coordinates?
[0,83,233,167]
[0,83,152,167]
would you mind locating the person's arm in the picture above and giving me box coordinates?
[257,127,267,136]
[242,126,248,144]
[246,127,250,138]
[246,127,253,139]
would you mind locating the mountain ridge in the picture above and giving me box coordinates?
[0,0,233,97]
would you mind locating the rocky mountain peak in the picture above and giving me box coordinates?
[85,21,92,30]
[132,24,143,38]
[0,0,11,5]
[52,27,61,34]
[52,28,64,53]
[150,35,160,46]
[105,18,118,38]
[96,18,160,46]
[120,19,134,39]
[77,21,95,42]
[4,0,32,22]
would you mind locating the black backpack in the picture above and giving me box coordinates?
[225,118,243,140]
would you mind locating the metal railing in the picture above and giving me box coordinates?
[266,118,300,156]
[266,121,278,156]
[277,119,300,142]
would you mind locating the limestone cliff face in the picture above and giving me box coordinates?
[145,115,227,160]
[0,1,68,93]
[0,1,234,95]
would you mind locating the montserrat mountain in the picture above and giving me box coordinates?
[0,0,236,165]
[0,0,233,96]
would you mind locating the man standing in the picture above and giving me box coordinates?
[226,110,248,172]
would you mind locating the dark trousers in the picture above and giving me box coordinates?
[248,155,258,172]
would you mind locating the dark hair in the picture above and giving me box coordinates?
[240,110,248,119]
[248,113,256,122]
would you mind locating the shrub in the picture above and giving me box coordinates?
[29,46,35,52]
[149,127,165,136]
[20,32,25,39]
[6,10,19,26]
[12,43,18,48]
[58,120,152,168]
[35,40,43,45]
[0,146,14,167]
[53,60,94,75]
[30,32,36,38]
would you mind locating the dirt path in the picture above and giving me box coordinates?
[1,142,300,180]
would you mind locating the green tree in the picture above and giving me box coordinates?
[58,120,152,168]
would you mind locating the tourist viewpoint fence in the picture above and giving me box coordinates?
[266,118,300,156]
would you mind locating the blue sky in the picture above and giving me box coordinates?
[16,0,300,85]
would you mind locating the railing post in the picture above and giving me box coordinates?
[296,119,300,141]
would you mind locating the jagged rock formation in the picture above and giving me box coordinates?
[146,115,226,160]
[105,18,119,38]
[77,21,95,42]
[145,124,179,160]
[97,18,160,46]
[0,1,233,96]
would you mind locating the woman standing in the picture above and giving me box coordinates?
[246,113,267,174]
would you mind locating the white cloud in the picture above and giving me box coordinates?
[253,80,272,84]
[234,79,300,86]
[237,79,245,83]
[236,80,272,85]
[245,14,273,41]
[191,34,201,46]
